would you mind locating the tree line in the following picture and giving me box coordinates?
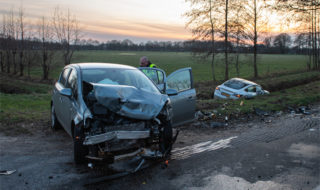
[0,6,80,80]
[1,1,319,81]
[185,0,320,81]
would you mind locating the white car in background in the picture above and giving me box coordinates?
[214,78,270,99]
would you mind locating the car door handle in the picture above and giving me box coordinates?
[188,96,193,100]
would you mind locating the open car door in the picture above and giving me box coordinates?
[139,67,196,127]
[166,68,196,127]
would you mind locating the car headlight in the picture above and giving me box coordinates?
[83,108,93,128]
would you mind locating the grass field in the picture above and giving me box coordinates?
[28,50,311,82]
[0,50,319,135]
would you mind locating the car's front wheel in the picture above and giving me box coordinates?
[51,105,61,130]
[159,120,173,156]
[74,126,88,164]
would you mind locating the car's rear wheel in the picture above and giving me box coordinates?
[51,105,61,130]
[74,127,88,164]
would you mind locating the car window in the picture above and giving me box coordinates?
[246,86,256,92]
[82,68,160,94]
[59,68,71,86]
[256,86,262,92]
[157,71,164,84]
[141,69,159,84]
[167,70,191,92]
[224,79,247,90]
[66,69,78,98]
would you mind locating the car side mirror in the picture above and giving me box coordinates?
[166,88,178,96]
[60,88,72,97]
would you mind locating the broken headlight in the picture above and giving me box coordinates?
[83,108,93,129]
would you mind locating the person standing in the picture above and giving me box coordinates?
[139,56,157,68]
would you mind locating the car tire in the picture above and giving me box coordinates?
[74,127,88,164]
[51,105,61,130]
[160,120,173,156]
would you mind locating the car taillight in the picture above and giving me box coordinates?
[216,87,220,90]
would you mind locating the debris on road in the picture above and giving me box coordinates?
[254,108,270,116]
[210,122,227,128]
[0,170,16,175]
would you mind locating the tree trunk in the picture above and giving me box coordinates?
[28,60,31,78]
[236,53,240,77]
[0,52,3,72]
[253,0,258,78]
[209,0,216,82]
[42,51,48,80]
[12,51,17,74]
[224,0,229,81]
[19,51,24,76]
[211,53,215,82]
[6,51,10,73]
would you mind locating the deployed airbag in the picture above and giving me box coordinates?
[92,83,167,120]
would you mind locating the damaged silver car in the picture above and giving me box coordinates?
[51,63,196,164]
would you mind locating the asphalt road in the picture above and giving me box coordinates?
[1,105,319,190]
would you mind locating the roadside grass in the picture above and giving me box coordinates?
[0,73,52,94]
[0,93,51,124]
[197,81,320,116]
[0,76,52,135]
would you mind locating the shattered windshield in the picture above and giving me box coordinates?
[82,68,160,94]
[224,79,248,90]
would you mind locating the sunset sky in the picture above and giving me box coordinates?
[0,0,292,43]
[0,0,192,42]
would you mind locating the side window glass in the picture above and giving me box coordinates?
[141,69,159,84]
[167,70,191,92]
[247,86,256,92]
[256,86,262,92]
[157,71,164,84]
[67,69,78,98]
[59,68,71,87]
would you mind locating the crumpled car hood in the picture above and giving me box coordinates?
[92,83,168,120]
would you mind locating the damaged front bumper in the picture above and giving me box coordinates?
[83,130,150,145]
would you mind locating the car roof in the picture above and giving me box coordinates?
[69,63,137,70]
[226,78,258,86]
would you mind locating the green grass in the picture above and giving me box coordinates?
[70,51,310,82]
[0,74,52,94]
[25,50,311,82]
[0,93,51,124]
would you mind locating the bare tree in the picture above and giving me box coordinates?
[18,6,25,76]
[276,0,320,70]
[185,0,225,81]
[38,16,54,80]
[244,0,270,78]
[228,0,248,77]
[8,9,18,74]
[0,15,5,72]
[52,7,81,65]
[221,0,229,80]
[24,25,39,78]
[274,33,292,54]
